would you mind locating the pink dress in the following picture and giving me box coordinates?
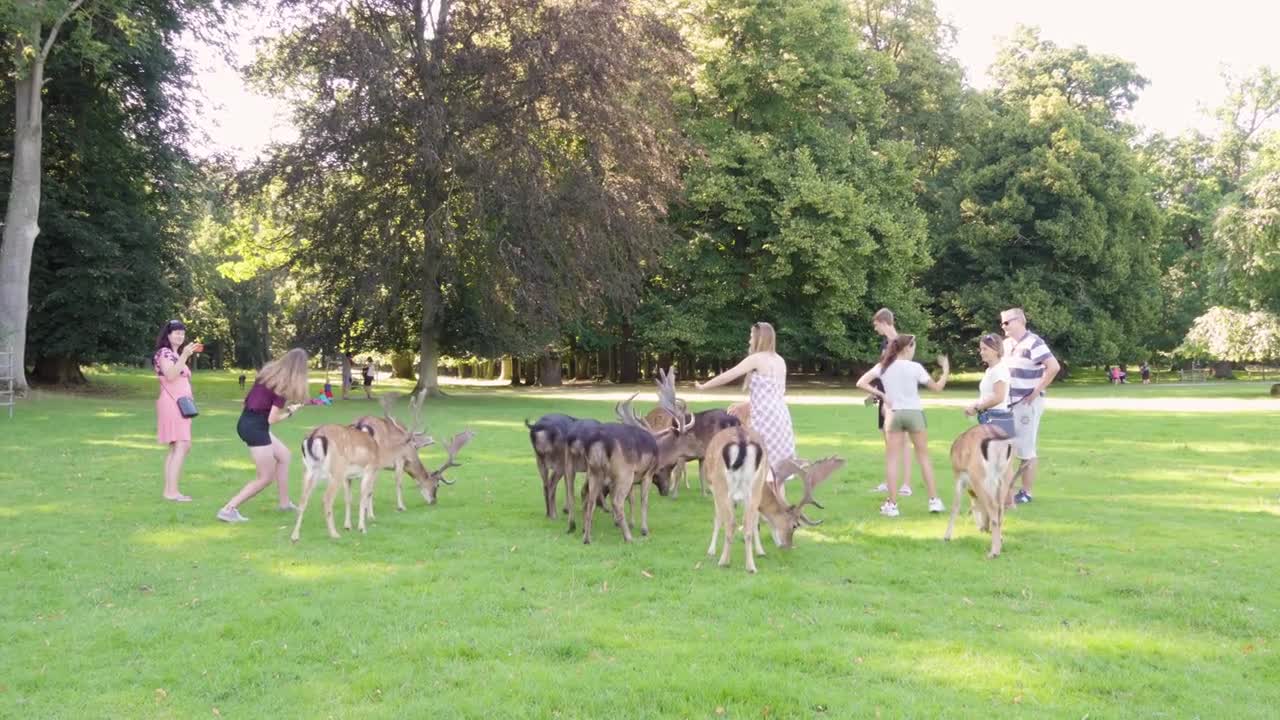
[155,347,193,445]
[748,373,796,475]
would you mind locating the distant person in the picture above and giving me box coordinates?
[153,319,201,502]
[856,335,950,518]
[362,357,375,399]
[217,349,310,523]
[1110,366,1121,384]
[1140,361,1151,384]
[1001,307,1061,505]
[869,308,913,497]
[341,352,354,400]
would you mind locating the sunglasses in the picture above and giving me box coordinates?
[1000,318,1019,326]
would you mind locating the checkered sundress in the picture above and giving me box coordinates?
[748,373,796,476]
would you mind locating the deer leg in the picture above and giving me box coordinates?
[582,470,599,545]
[612,478,634,543]
[707,498,722,556]
[537,456,554,518]
[639,470,652,537]
[342,475,354,531]
[323,462,344,539]
[394,459,407,513]
[752,511,766,557]
[718,504,736,567]
[290,468,319,543]
[358,468,377,533]
[944,469,966,542]
[699,458,708,495]
[741,505,760,573]
[564,461,578,534]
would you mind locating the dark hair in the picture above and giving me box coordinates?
[879,334,915,372]
[154,319,189,355]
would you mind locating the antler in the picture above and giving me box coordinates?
[432,430,475,484]
[379,393,402,419]
[655,368,696,434]
[615,393,648,427]
[795,456,845,515]
[408,388,428,433]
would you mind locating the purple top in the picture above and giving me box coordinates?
[244,381,286,413]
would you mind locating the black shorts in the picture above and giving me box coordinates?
[363,376,373,387]
[237,409,273,447]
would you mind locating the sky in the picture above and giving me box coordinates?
[185,0,1280,161]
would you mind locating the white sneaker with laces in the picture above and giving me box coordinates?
[928,497,945,513]
[899,486,913,497]
[880,501,900,517]
[873,482,888,492]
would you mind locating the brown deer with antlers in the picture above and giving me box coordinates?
[702,425,844,572]
[640,368,742,497]
[354,393,474,514]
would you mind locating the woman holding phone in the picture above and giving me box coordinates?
[217,348,311,523]
[154,319,202,502]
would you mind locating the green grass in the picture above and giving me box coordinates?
[3,369,1279,718]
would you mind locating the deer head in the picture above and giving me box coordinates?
[759,456,845,548]
[409,430,475,504]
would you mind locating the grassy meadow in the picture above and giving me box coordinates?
[2,368,1279,719]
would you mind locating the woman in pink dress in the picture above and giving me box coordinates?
[154,319,202,502]
[695,322,797,478]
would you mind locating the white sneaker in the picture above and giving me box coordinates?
[928,497,945,513]
[873,482,888,492]
[880,501,900,517]
[899,486,913,497]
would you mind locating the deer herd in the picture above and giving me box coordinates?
[290,369,1019,567]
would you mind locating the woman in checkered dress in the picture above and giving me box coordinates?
[694,322,796,477]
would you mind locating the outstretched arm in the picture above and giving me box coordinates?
[695,354,760,390]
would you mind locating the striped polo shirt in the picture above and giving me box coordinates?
[1003,332,1054,404]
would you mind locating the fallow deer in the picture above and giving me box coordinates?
[943,424,1017,558]
[702,426,844,572]
[641,368,743,497]
[293,423,382,542]
[354,393,474,513]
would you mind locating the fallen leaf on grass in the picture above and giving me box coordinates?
[641,570,653,579]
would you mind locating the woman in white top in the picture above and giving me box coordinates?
[695,322,797,477]
[965,333,1015,437]
[856,335,949,517]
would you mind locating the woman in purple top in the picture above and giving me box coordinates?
[217,348,311,523]
[154,320,202,502]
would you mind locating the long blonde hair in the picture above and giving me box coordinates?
[258,348,311,402]
[742,321,778,391]
[750,321,777,354]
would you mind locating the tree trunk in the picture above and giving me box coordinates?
[31,354,85,385]
[619,324,639,384]
[1212,360,1235,379]
[413,326,444,396]
[0,57,44,395]
[540,351,563,386]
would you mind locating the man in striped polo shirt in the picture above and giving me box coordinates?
[1001,307,1061,504]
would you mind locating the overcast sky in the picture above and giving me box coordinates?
[185,0,1280,162]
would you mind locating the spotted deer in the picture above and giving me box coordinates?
[943,424,1017,558]
[702,426,844,572]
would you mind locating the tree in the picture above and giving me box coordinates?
[1180,306,1280,367]
[1210,167,1280,314]
[250,0,688,395]
[927,90,1162,364]
[641,0,931,366]
[1,0,90,391]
